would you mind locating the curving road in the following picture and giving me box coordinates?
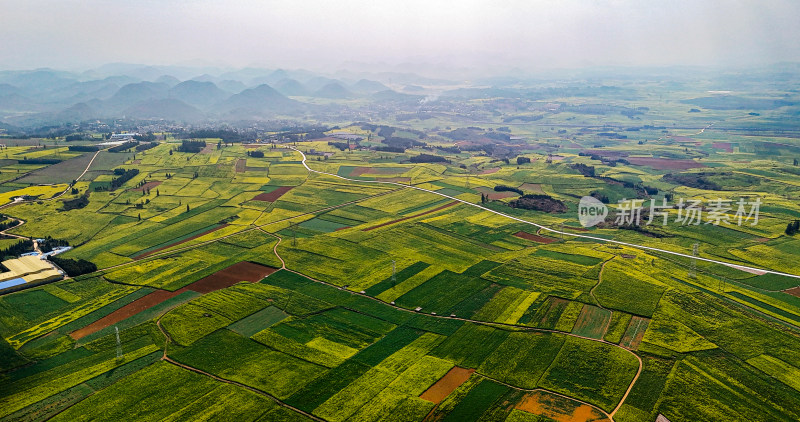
[290,147,800,281]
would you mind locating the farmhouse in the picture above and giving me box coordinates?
[0,255,64,290]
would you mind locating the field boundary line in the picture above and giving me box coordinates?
[291,146,800,281]
[155,315,327,422]
[476,373,613,421]
[267,228,641,420]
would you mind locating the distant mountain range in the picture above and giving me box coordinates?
[0,66,437,126]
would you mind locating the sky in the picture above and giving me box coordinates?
[1,0,799,74]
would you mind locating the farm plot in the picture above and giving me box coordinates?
[171,329,326,399]
[571,305,612,339]
[252,307,396,367]
[513,231,558,243]
[252,185,293,202]
[484,254,597,298]
[538,337,639,412]
[592,262,666,317]
[619,316,650,350]
[46,362,285,422]
[226,306,287,337]
[514,391,610,422]
[420,366,475,404]
[72,262,277,340]
[394,269,491,315]
[478,331,565,389]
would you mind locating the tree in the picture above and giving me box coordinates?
[794,158,799,166]
[138,213,141,221]
[786,220,800,236]
[186,204,190,212]
[156,189,159,196]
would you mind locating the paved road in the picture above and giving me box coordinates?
[291,147,800,281]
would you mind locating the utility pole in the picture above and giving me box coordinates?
[115,326,123,359]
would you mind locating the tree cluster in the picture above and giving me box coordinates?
[68,145,100,152]
[409,154,448,163]
[494,185,523,195]
[0,239,34,260]
[177,140,206,153]
[50,256,97,277]
[107,141,138,153]
[109,168,139,190]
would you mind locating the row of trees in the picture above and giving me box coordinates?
[50,256,96,277]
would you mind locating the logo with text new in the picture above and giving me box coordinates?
[578,196,608,228]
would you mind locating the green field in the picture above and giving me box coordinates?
[2,71,800,422]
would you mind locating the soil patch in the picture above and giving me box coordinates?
[69,261,277,340]
[476,187,517,200]
[515,391,608,422]
[712,142,733,153]
[784,287,800,298]
[235,158,246,173]
[478,167,500,175]
[519,183,545,194]
[513,231,558,244]
[252,186,293,202]
[626,157,705,170]
[199,144,216,154]
[363,201,458,231]
[131,180,163,192]
[420,367,475,404]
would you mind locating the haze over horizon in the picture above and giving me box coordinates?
[2,0,799,77]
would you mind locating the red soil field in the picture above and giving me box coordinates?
[515,391,609,422]
[478,167,500,175]
[199,143,217,154]
[235,158,246,173]
[363,201,458,231]
[712,142,733,153]
[513,231,558,244]
[626,157,706,170]
[134,224,229,260]
[420,367,475,404]
[252,186,293,202]
[69,261,278,340]
[132,180,162,192]
[784,287,800,298]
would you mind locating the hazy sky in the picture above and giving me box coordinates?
[1,0,799,73]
